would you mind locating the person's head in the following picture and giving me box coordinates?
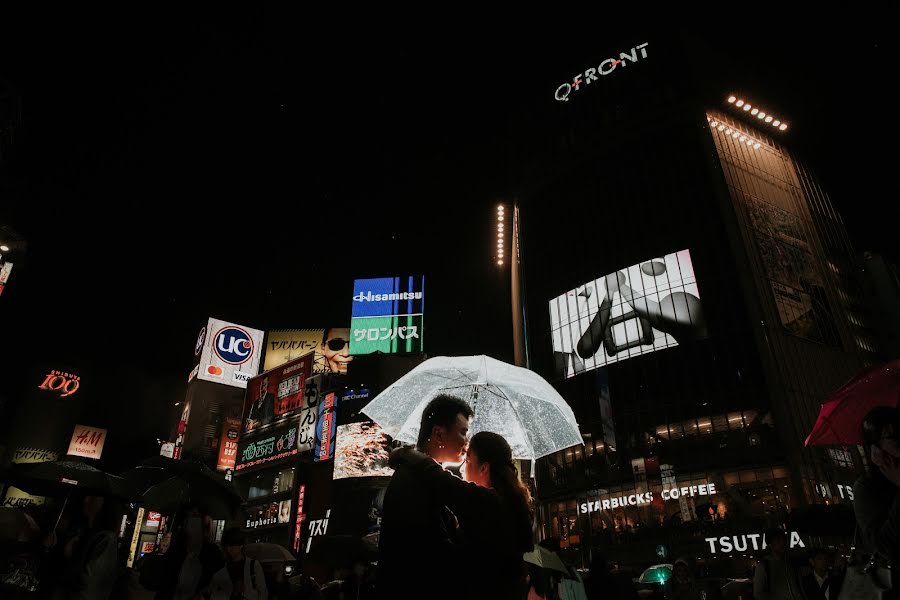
[466,431,534,550]
[672,559,691,584]
[259,376,269,398]
[81,495,120,531]
[415,395,473,463]
[765,528,787,557]
[809,548,829,576]
[221,528,245,561]
[862,407,900,472]
[321,328,353,374]
[82,496,105,521]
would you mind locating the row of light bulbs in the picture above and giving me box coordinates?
[496,205,505,265]
[727,96,788,131]
[708,117,762,150]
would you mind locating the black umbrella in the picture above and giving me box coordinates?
[2,460,137,499]
[307,535,377,568]
[121,456,242,519]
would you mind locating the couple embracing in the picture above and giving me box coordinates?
[377,395,534,600]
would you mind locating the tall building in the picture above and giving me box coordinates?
[508,33,868,571]
[858,252,900,360]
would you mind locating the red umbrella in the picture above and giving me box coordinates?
[805,360,900,446]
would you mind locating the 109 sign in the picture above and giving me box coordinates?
[38,370,80,398]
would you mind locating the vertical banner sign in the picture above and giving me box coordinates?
[66,425,107,459]
[0,261,13,296]
[216,404,242,472]
[350,276,425,355]
[293,484,306,552]
[127,507,145,568]
[314,393,337,462]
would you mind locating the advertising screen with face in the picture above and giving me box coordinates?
[317,328,353,374]
[243,354,315,434]
[549,249,706,378]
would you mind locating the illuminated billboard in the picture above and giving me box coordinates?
[549,249,706,378]
[66,425,107,459]
[243,354,315,434]
[333,421,393,480]
[197,317,265,389]
[350,276,425,355]
[263,328,353,375]
[263,329,324,371]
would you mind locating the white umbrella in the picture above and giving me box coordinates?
[361,355,582,460]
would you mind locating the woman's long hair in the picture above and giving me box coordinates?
[468,431,534,551]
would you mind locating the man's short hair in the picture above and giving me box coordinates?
[416,395,474,449]
[221,528,245,547]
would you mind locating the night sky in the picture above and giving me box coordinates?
[0,13,891,471]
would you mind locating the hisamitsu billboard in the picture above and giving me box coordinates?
[350,276,425,355]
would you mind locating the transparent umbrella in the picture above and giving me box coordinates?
[361,355,582,460]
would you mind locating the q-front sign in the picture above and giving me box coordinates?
[554,42,649,103]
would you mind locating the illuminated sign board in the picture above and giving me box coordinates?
[243,354,314,434]
[0,261,13,296]
[264,329,323,371]
[37,370,81,398]
[350,276,425,355]
[578,483,717,514]
[554,42,649,102]
[235,424,299,471]
[66,425,107,459]
[293,484,306,552]
[705,531,806,554]
[550,249,706,378]
[216,404,242,472]
[314,393,336,462]
[197,317,265,389]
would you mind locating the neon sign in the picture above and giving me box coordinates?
[554,42,649,102]
[38,370,80,398]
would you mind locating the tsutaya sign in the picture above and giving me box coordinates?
[579,483,717,513]
[554,42,650,102]
[706,532,806,554]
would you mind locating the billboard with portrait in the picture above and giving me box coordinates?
[243,354,315,434]
[197,317,265,389]
[549,249,706,378]
[350,276,425,355]
[263,328,353,375]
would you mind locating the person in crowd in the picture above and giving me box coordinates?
[854,406,900,566]
[377,395,473,599]
[800,548,843,600]
[665,559,706,600]
[195,513,225,598]
[51,495,120,600]
[585,552,637,600]
[389,430,534,600]
[260,562,292,600]
[753,528,804,600]
[208,528,266,600]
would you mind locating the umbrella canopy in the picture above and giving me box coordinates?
[805,360,900,446]
[2,460,137,499]
[244,542,295,563]
[121,456,241,519]
[523,545,569,574]
[307,535,377,567]
[361,355,582,460]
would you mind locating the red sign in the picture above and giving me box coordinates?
[216,404,243,472]
[146,512,162,527]
[244,355,313,433]
[38,370,80,398]
[293,484,306,552]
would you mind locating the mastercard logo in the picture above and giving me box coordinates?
[207,365,224,376]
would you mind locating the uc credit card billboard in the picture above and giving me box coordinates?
[197,317,265,389]
[350,276,425,355]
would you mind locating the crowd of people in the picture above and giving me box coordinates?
[4,402,900,599]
